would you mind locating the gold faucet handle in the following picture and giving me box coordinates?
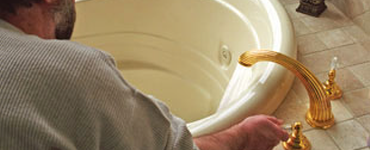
[323,57,343,100]
[283,122,311,150]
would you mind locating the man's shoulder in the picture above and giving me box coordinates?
[0,28,110,61]
[38,39,115,74]
[47,40,116,70]
[2,30,112,65]
[44,39,108,60]
[0,30,117,80]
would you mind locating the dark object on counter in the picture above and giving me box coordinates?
[296,0,327,17]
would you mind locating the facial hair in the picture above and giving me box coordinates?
[53,0,76,40]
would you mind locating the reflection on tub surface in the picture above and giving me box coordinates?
[73,0,296,136]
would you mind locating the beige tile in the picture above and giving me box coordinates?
[300,3,351,33]
[343,88,370,117]
[350,62,370,86]
[292,19,313,36]
[273,90,312,131]
[316,68,365,92]
[284,3,306,20]
[354,11,370,36]
[300,51,331,74]
[362,40,370,51]
[316,28,354,48]
[341,25,370,43]
[297,51,304,63]
[304,129,340,150]
[327,120,370,150]
[298,34,327,54]
[301,16,341,33]
[334,0,370,19]
[301,44,370,74]
[346,0,370,19]
[326,0,347,17]
[358,115,370,133]
[324,2,353,27]
[331,100,354,122]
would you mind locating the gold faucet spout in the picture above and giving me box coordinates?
[239,50,334,129]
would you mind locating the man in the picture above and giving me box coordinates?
[0,0,289,149]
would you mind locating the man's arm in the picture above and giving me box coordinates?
[98,51,288,150]
[194,115,289,150]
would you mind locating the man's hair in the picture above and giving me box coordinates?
[0,0,42,14]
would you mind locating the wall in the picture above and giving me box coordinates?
[327,0,370,35]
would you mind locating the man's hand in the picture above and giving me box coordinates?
[194,115,289,150]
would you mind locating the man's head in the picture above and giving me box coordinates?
[0,0,42,14]
[51,0,76,40]
[0,0,76,40]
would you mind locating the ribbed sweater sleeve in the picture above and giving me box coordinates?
[0,27,199,150]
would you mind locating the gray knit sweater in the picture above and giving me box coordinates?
[0,19,198,150]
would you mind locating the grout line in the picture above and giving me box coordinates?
[324,129,343,150]
[302,121,368,149]
[339,25,370,40]
[294,23,351,38]
[337,61,370,71]
[321,1,359,21]
[354,117,370,134]
[289,15,356,38]
[341,87,369,96]
[341,86,367,94]
[354,118,370,150]
[299,41,357,56]
[348,67,370,88]
[351,10,370,21]
[298,60,370,76]
[337,99,358,118]
[354,146,369,150]
[356,113,370,119]
[300,42,357,57]
[302,127,315,132]
[294,23,355,38]
[335,117,356,125]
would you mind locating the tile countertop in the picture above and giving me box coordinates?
[274,1,370,150]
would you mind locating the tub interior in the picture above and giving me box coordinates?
[73,0,275,122]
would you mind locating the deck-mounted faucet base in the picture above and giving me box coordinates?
[239,50,338,129]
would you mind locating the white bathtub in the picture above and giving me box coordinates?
[73,0,296,137]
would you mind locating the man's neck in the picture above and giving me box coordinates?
[2,5,56,39]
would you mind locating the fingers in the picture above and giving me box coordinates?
[281,129,290,141]
[238,115,290,150]
[264,122,289,150]
[268,119,290,142]
[261,115,289,141]
[265,116,284,126]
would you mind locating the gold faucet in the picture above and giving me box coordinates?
[323,57,342,100]
[283,122,311,150]
[238,50,336,129]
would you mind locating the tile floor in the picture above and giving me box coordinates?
[273,1,370,150]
